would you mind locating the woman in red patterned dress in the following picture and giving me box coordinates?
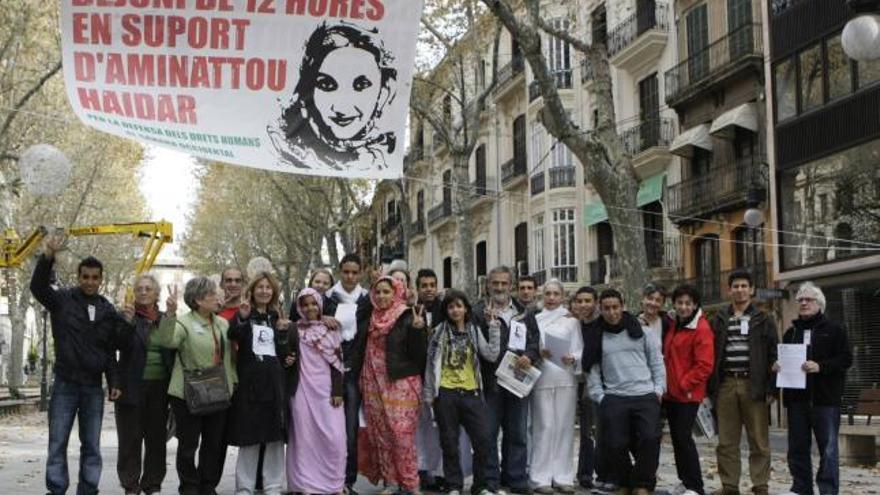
[358,276,429,494]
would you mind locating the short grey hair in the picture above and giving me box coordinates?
[134,273,160,293]
[796,281,826,312]
[488,265,514,281]
[543,278,566,296]
[184,276,217,311]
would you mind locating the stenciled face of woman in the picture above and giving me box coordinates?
[313,46,382,141]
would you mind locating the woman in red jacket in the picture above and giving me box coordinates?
[663,284,715,495]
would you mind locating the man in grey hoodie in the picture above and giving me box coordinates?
[586,289,666,495]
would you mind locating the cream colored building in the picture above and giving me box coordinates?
[369,0,687,293]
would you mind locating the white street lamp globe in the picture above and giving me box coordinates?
[247,256,274,280]
[744,208,765,228]
[18,144,72,197]
[842,14,880,61]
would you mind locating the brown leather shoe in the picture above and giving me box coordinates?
[751,487,769,495]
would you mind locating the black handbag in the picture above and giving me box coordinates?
[178,317,231,416]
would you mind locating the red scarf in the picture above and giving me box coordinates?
[368,276,408,337]
[135,303,160,323]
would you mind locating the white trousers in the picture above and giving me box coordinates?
[235,441,285,495]
[529,386,577,487]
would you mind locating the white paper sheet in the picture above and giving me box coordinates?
[508,320,527,351]
[252,324,276,357]
[543,332,571,368]
[336,303,358,342]
[776,343,807,389]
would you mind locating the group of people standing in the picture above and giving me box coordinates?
[32,232,854,495]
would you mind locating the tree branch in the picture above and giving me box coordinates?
[0,60,62,141]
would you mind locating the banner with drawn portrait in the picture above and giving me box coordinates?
[60,0,423,179]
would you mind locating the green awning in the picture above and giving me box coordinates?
[584,173,666,226]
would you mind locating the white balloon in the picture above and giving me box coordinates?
[18,144,72,196]
[247,256,274,280]
[842,15,880,62]
[743,208,765,228]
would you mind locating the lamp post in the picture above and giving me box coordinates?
[39,308,48,412]
[842,0,880,61]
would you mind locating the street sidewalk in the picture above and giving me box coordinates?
[0,406,876,494]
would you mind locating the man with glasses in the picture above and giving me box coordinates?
[775,282,852,495]
[709,270,778,495]
[217,267,245,321]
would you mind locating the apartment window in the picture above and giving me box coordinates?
[532,214,545,272]
[548,19,572,88]
[686,5,709,82]
[551,141,573,169]
[530,121,545,171]
[443,257,452,289]
[386,199,398,223]
[858,57,880,88]
[642,201,664,268]
[416,190,425,220]
[690,148,712,178]
[442,170,452,205]
[728,0,753,59]
[443,95,452,124]
[774,58,798,121]
[596,221,614,258]
[734,226,764,275]
[552,209,576,270]
[800,43,824,113]
[475,144,487,190]
[477,59,487,91]
[779,138,880,270]
[591,5,607,46]
[695,235,721,301]
[475,241,487,279]
[513,114,526,163]
[827,34,852,101]
[515,222,529,276]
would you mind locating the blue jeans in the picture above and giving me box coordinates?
[787,402,840,495]
[344,373,362,486]
[46,376,105,495]
[484,383,529,491]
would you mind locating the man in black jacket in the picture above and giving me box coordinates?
[472,266,540,494]
[776,282,852,495]
[31,234,132,495]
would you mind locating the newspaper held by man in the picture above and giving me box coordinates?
[495,351,542,399]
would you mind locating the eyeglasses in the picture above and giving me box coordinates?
[796,297,816,304]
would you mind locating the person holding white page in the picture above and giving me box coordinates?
[775,282,852,495]
[528,279,583,494]
[472,266,540,495]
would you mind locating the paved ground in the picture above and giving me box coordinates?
[0,405,877,494]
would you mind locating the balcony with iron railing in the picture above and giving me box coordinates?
[427,200,453,228]
[551,266,578,283]
[620,117,676,173]
[621,118,675,156]
[682,262,771,307]
[529,70,574,102]
[647,235,682,270]
[493,56,525,99]
[589,255,622,286]
[666,154,768,223]
[501,154,528,187]
[608,2,669,73]
[549,167,576,189]
[530,172,546,196]
[470,178,494,207]
[410,217,425,239]
[665,23,763,108]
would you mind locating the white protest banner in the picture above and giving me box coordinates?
[60,0,423,179]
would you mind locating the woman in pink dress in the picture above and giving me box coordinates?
[285,288,345,494]
[358,276,429,494]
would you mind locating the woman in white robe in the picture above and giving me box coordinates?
[528,279,584,493]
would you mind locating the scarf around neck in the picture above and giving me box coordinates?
[369,276,408,337]
[136,303,160,323]
[296,288,343,371]
[328,281,365,304]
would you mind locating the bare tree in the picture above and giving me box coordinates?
[481,0,649,303]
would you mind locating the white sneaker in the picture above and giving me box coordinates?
[682,491,701,495]
[670,484,687,495]
[447,491,461,495]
